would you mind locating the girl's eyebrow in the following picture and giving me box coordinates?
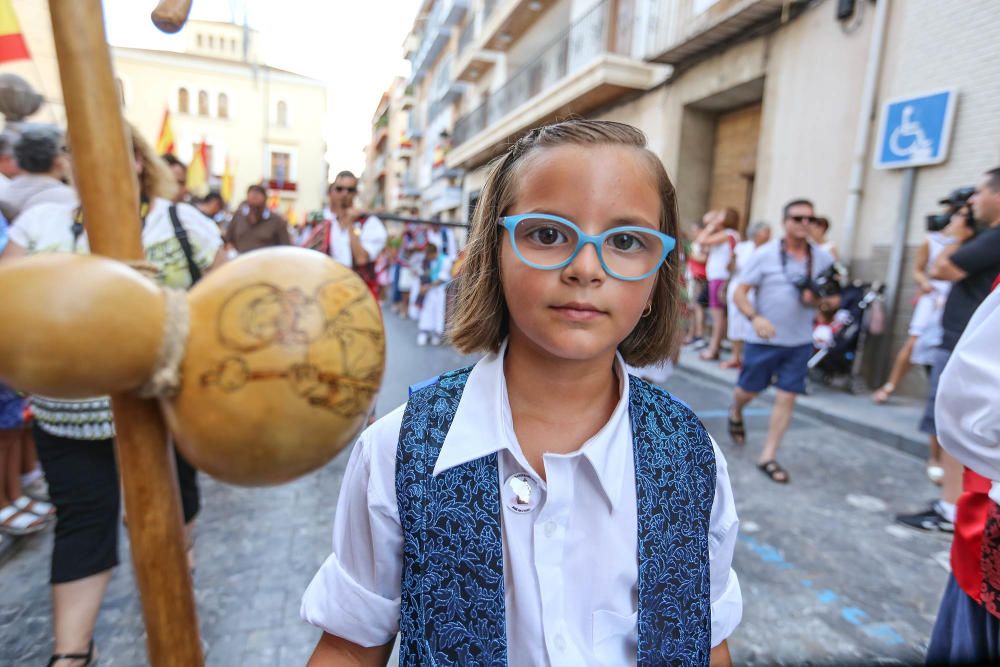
[521,209,658,229]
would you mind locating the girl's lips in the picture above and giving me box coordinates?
[550,303,607,321]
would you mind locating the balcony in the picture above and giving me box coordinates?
[374,154,388,178]
[649,0,785,65]
[424,179,463,215]
[395,139,415,161]
[409,0,470,83]
[479,0,559,51]
[449,0,669,169]
[400,86,416,111]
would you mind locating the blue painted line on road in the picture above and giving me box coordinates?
[738,535,904,646]
[697,408,772,419]
[817,590,838,604]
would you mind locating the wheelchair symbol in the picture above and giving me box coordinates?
[888,105,934,161]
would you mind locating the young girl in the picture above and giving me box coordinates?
[301,120,741,666]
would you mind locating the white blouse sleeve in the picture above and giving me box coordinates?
[708,437,742,647]
[176,203,224,269]
[936,288,1000,482]
[360,215,388,261]
[300,406,405,647]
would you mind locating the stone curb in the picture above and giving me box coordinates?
[675,359,929,461]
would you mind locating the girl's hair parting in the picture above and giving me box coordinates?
[448,118,681,367]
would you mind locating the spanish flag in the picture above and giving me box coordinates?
[155,108,175,155]
[220,157,233,203]
[0,0,30,64]
[186,140,209,198]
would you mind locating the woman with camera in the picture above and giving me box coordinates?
[872,192,976,481]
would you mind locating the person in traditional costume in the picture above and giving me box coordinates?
[0,124,224,666]
[301,119,741,666]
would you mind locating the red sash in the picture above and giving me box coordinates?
[952,468,993,603]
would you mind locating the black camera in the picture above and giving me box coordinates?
[928,186,976,231]
[926,213,951,232]
[795,264,843,301]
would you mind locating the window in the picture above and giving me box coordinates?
[198,90,209,117]
[208,35,215,48]
[197,34,203,48]
[178,88,189,113]
[115,78,125,107]
[218,93,229,119]
[231,39,238,53]
[276,100,288,128]
[270,151,290,183]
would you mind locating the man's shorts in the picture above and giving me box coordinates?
[919,346,952,436]
[738,342,814,395]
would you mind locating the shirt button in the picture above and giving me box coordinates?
[544,521,558,538]
[553,634,567,651]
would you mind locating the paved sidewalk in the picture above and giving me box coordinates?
[677,346,929,459]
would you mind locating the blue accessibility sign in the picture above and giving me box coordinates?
[873,89,957,169]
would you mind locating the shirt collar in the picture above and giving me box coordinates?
[434,340,632,511]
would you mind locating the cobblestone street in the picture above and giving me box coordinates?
[0,310,949,665]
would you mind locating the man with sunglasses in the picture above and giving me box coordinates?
[314,171,386,295]
[727,198,834,483]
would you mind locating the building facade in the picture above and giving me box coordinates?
[3,7,329,216]
[398,0,1000,395]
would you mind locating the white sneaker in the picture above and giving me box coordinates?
[417,332,429,346]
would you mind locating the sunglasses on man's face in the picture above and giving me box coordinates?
[333,186,357,194]
[786,215,818,224]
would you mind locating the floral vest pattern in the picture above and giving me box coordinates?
[396,366,716,666]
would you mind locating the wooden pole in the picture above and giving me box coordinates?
[47,2,203,665]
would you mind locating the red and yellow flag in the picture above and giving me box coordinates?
[155,108,175,155]
[0,0,30,64]
[186,140,209,198]
[220,157,234,203]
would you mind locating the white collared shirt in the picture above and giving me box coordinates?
[325,207,387,268]
[301,347,742,665]
[936,287,1000,503]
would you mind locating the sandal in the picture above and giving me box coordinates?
[14,495,55,520]
[872,383,894,404]
[0,502,48,536]
[727,410,746,446]
[719,359,742,370]
[699,350,720,361]
[47,640,96,666]
[758,460,790,483]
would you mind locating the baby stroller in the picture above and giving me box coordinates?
[808,279,886,393]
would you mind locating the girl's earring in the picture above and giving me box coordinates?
[642,303,653,318]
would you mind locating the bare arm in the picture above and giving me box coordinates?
[734,282,775,340]
[912,241,932,291]
[208,246,228,272]
[930,242,967,282]
[306,632,394,667]
[710,640,733,667]
[0,240,26,261]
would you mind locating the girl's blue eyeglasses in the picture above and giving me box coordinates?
[499,213,676,281]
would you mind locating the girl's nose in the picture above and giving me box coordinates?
[562,241,606,284]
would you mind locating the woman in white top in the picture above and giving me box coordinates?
[808,216,839,260]
[1,125,224,666]
[724,221,772,369]
[695,207,741,361]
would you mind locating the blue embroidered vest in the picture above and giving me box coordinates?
[396,366,716,666]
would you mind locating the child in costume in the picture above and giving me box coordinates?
[302,119,742,666]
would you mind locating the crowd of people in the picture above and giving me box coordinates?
[2,110,1000,664]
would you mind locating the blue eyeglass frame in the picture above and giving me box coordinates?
[498,213,676,281]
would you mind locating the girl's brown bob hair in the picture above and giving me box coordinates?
[448,119,681,367]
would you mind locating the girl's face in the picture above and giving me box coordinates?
[500,144,661,363]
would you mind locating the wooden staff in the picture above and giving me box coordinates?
[47,1,203,665]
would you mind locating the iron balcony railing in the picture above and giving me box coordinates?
[453,0,615,148]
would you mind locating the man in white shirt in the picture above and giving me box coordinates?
[324,170,387,277]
